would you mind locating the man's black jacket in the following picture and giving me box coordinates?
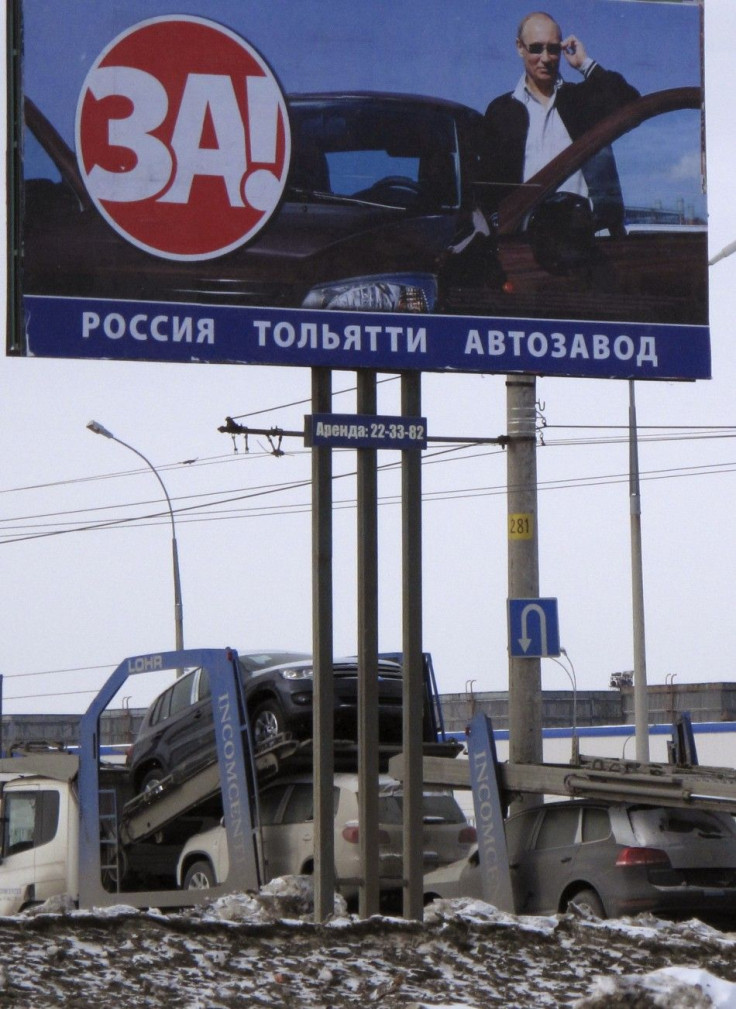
[481,65,640,229]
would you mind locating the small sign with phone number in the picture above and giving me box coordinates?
[305,414,428,449]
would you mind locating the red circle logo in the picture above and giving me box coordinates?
[76,16,291,261]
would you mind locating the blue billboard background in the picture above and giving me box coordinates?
[14,0,708,379]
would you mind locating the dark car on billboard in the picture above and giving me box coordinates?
[127,651,415,794]
[20,85,704,328]
[21,92,499,315]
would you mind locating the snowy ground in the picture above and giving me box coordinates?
[2,879,736,1008]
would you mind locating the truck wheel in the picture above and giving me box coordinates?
[568,888,605,918]
[251,700,285,747]
[183,860,216,889]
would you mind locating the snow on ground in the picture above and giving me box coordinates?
[1,879,736,1007]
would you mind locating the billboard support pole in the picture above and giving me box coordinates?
[312,367,335,922]
[506,376,543,799]
[357,370,380,917]
[402,371,424,921]
[629,380,650,764]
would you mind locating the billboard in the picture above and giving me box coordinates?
[8,0,708,380]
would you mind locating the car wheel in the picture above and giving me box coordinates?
[251,700,286,747]
[183,859,216,889]
[139,767,165,794]
[568,888,605,918]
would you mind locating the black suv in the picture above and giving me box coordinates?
[127,651,407,793]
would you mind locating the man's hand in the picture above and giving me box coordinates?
[561,35,588,70]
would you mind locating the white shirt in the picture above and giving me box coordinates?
[513,61,594,198]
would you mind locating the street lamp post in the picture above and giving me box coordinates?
[87,421,184,652]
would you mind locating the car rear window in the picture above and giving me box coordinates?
[377,792,466,825]
[629,807,736,843]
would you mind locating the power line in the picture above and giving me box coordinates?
[4,688,109,701]
[227,374,400,421]
[2,453,735,545]
[3,664,116,679]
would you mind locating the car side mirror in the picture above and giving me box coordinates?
[526,192,595,275]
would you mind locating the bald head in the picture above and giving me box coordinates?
[517,12,562,43]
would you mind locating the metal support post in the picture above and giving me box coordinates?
[506,376,543,798]
[401,372,424,920]
[629,381,650,764]
[311,368,335,921]
[357,371,380,917]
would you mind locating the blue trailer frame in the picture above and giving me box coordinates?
[78,648,260,909]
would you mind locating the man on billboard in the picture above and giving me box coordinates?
[483,11,640,235]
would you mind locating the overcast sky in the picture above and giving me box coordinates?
[2,0,734,717]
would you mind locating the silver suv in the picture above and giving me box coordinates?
[424,799,736,923]
[178,772,475,904]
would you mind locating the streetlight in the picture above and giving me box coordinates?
[547,647,578,764]
[87,421,184,651]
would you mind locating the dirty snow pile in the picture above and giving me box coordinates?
[1,877,736,1007]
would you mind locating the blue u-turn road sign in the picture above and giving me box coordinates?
[508,597,560,658]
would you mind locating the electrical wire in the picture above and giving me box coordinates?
[3,422,736,699]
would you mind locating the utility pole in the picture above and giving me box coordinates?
[506,375,543,791]
[629,381,650,764]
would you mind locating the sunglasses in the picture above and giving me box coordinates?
[520,41,563,56]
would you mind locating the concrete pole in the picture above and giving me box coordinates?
[629,381,650,764]
[506,376,543,793]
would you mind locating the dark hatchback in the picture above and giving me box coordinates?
[127,651,407,793]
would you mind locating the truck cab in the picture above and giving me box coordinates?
[0,754,79,914]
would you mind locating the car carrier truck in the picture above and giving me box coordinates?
[0,648,273,913]
[0,646,461,914]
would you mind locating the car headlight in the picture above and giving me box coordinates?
[302,274,437,312]
[280,667,314,680]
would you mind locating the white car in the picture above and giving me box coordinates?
[177,772,475,903]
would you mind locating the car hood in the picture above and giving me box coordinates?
[211,200,458,282]
[244,655,403,679]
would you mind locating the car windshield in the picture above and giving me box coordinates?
[286,99,462,210]
[238,651,311,674]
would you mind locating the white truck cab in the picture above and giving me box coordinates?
[0,753,79,915]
